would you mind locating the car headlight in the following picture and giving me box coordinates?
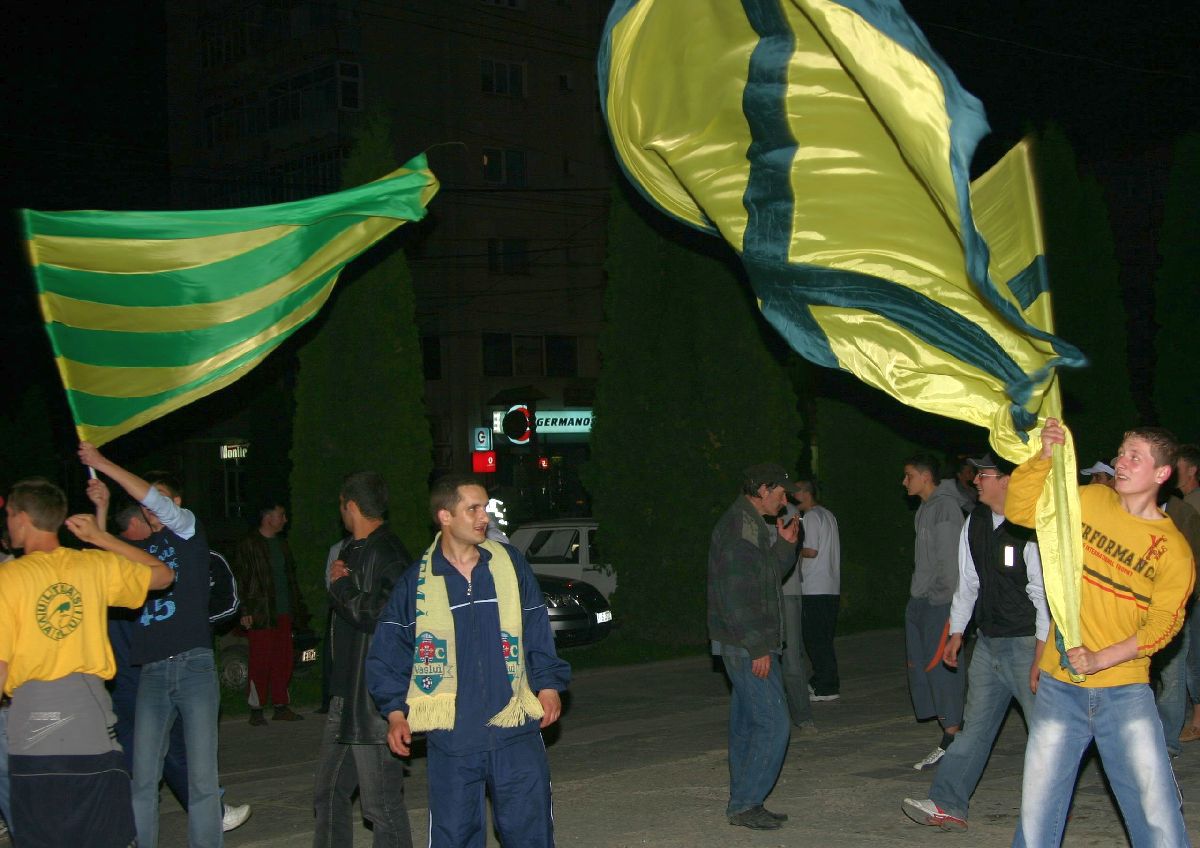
[543,591,577,609]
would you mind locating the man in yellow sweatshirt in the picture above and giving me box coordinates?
[1008,419,1193,847]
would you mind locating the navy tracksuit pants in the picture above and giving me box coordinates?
[427,731,554,848]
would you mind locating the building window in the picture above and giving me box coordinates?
[514,335,544,377]
[199,12,253,70]
[482,333,575,377]
[262,62,359,131]
[265,146,348,202]
[545,335,578,377]
[483,333,514,377]
[421,336,442,380]
[482,148,527,187]
[481,59,525,96]
[487,238,530,275]
[558,73,574,93]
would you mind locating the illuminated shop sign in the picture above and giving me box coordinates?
[491,409,594,437]
[534,411,593,434]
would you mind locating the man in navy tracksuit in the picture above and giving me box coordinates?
[367,475,570,848]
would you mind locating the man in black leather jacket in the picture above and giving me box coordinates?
[312,472,413,848]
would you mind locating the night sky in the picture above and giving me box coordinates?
[2,1,1196,422]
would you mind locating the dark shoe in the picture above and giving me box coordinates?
[272,705,304,721]
[248,709,267,726]
[728,806,783,830]
[761,806,789,822]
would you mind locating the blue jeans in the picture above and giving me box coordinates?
[1154,630,1188,757]
[781,597,814,726]
[0,704,10,831]
[1187,607,1200,703]
[132,647,223,848]
[721,647,790,816]
[930,634,1036,820]
[111,663,191,806]
[1013,676,1188,848]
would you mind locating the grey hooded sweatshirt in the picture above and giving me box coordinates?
[910,479,966,604]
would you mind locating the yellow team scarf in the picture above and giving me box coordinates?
[406,535,544,732]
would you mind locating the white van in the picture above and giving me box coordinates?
[507,518,617,600]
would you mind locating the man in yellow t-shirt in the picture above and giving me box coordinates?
[0,478,172,848]
[1007,421,1194,848]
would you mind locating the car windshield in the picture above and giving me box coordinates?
[524,528,580,564]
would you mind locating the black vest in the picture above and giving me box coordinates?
[967,504,1037,638]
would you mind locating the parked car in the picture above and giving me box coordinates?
[509,518,616,599]
[537,573,614,648]
[217,625,320,693]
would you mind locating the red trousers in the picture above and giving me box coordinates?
[247,612,294,708]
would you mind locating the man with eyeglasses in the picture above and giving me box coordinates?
[902,454,1048,832]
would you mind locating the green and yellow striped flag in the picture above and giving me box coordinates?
[23,154,438,446]
[599,0,1088,651]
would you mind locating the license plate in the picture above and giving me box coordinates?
[301,648,318,663]
[595,610,613,624]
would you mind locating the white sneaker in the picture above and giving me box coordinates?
[913,746,945,770]
[810,692,839,702]
[223,803,252,832]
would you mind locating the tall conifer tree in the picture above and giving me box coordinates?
[0,386,61,484]
[288,113,433,615]
[1037,124,1135,463]
[1153,133,1200,440]
[585,188,802,645]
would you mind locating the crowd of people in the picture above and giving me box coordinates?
[709,425,1200,846]
[0,450,570,848]
[1,421,1197,847]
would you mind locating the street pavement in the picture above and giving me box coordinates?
[158,629,1200,847]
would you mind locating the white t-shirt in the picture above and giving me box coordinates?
[799,504,840,596]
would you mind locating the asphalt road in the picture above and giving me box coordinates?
[154,629,1200,847]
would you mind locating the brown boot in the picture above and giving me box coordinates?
[248,709,267,726]
[272,705,304,722]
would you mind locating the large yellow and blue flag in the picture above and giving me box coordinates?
[23,154,438,447]
[599,0,1087,651]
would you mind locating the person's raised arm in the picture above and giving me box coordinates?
[78,442,151,502]
[79,442,195,538]
[86,478,110,532]
[1006,420,1061,528]
[65,514,174,590]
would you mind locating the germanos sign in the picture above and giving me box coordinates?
[535,410,593,434]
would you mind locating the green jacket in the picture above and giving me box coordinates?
[707,496,797,658]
